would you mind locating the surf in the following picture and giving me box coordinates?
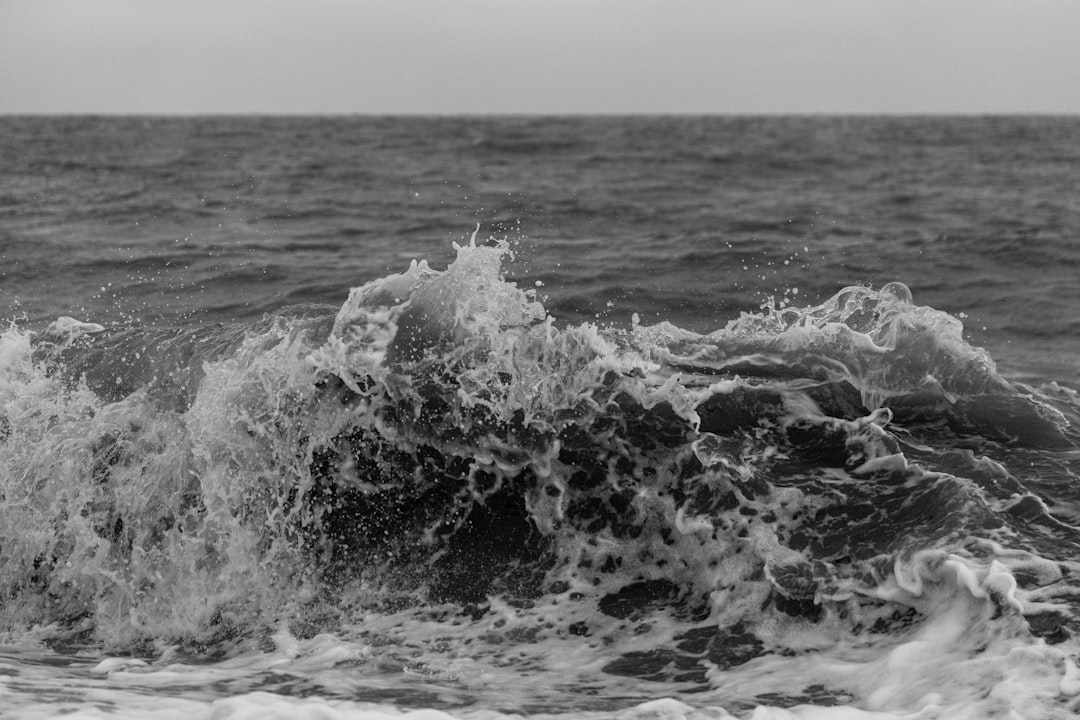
[2,237,1080,718]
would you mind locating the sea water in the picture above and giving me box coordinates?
[1,116,1079,719]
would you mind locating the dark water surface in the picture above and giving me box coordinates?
[3,115,1078,380]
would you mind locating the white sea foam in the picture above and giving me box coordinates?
[3,243,1080,719]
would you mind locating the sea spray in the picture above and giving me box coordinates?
[2,240,1080,717]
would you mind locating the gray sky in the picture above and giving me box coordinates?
[2,0,1079,114]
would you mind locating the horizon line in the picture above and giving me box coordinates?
[3,110,1080,119]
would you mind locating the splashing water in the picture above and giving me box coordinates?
[2,240,1080,719]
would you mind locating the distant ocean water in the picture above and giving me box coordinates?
[1,116,1079,719]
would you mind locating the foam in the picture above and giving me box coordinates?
[3,246,1080,718]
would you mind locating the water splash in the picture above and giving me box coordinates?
[2,242,1080,718]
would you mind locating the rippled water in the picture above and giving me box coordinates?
[3,116,1078,378]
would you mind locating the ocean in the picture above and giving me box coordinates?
[1,115,1079,719]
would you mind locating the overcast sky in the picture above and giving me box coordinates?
[2,0,1078,114]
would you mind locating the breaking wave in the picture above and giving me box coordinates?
[3,238,1080,717]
